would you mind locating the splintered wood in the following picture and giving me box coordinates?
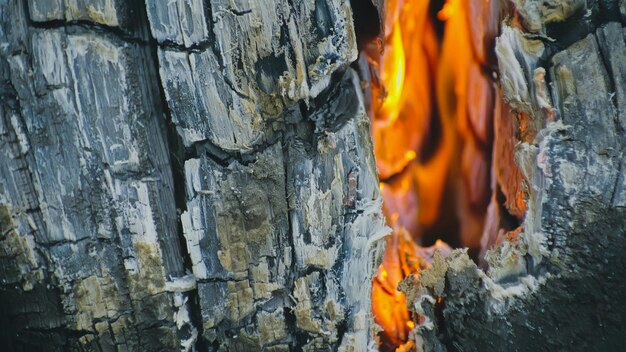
[0,0,387,350]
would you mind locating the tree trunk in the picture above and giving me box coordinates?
[0,0,386,350]
[401,2,626,351]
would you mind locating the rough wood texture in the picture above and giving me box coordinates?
[153,0,357,149]
[0,0,386,350]
[402,2,626,351]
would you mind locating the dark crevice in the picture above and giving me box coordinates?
[156,38,213,52]
[517,5,626,64]
[284,306,312,349]
[595,24,618,109]
[203,0,228,76]
[610,156,624,206]
[20,0,151,42]
[222,75,253,100]
[165,112,192,272]
[188,130,284,168]
[350,0,382,50]
[185,139,230,167]
[146,11,206,349]
[419,95,444,163]
[335,316,349,350]
[22,0,232,55]
[429,0,446,40]
[226,8,253,16]
[598,0,623,23]
[543,3,600,54]
[496,184,522,232]
[187,288,208,351]
[435,283,456,352]
[195,277,241,284]
[281,130,300,349]
[27,18,148,45]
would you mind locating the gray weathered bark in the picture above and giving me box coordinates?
[0,0,386,350]
[402,2,626,351]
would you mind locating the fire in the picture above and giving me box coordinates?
[372,227,451,349]
[369,0,500,349]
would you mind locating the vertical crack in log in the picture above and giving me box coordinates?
[610,159,624,206]
[147,0,385,348]
[596,21,626,132]
[148,22,204,350]
[281,131,299,348]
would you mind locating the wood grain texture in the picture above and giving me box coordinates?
[0,0,386,350]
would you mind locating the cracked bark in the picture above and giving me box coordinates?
[0,0,386,350]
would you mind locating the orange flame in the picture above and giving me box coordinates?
[373,227,451,349]
[370,0,502,349]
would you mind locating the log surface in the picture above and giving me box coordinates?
[0,0,386,350]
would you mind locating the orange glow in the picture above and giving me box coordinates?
[396,341,415,352]
[379,22,406,124]
[372,227,450,348]
[371,0,435,180]
[369,0,502,349]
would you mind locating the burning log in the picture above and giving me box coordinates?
[368,0,499,346]
[0,0,624,350]
[367,0,626,350]
[391,1,626,351]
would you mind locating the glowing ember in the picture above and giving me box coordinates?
[369,0,500,349]
[373,227,452,349]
